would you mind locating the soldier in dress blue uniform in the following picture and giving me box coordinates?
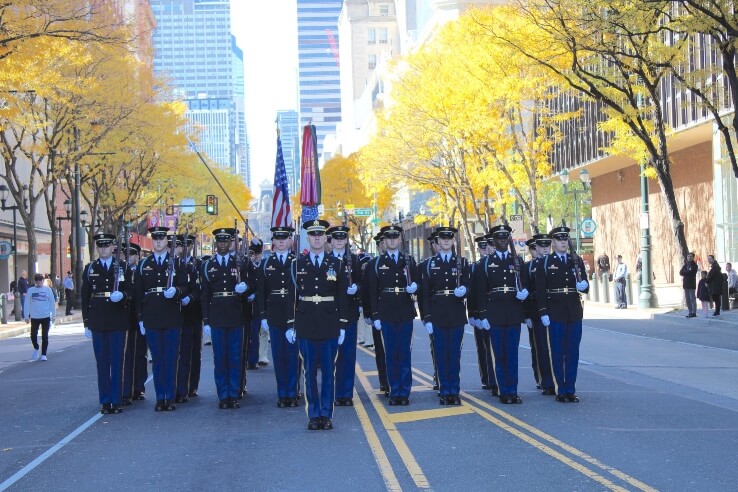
[256,226,300,408]
[234,234,259,399]
[367,224,419,406]
[361,234,389,395]
[201,228,252,409]
[327,225,360,407]
[174,234,201,403]
[420,226,469,405]
[120,242,148,405]
[535,226,589,403]
[473,224,529,404]
[468,236,497,394]
[524,234,555,395]
[82,233,135,414]
[245,239,264,370]
[289,219,349,430]
[418,232,440,392]
[134,226,190,412]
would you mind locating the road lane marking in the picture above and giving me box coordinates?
[388,405,473,424]
[356,363,430,490]
[351,380,402,492]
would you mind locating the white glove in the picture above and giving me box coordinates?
[110,291,123,303]
[425,322,433,335]
[247,293,255,302]
[285,328,296,344]
[576,280,589,292]
[541,315,551,327]
[260,319,269,333]
[373,319,382,331]
[358,307,363,315]
[525,318,533,329]
[364,317,372,326]
[406,282,418,294]
[84,327,92,339]
[181,296,191,306]
[163,286,177,299]
[347,283,358,295]
[338,329,345,345]
[454,285,467,298]
[469,317,477,328]
[516,288,529,301]
[235,282,247,294]
[203,324,211,337]
[481,319,491,330]
[138,321,146,336]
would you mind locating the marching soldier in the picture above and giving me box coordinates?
[524,234,555,395]
[289,219,349,430]
[246,239,264,371]
[361,234,389,395]
[474,224,528,404]
[135,226,190,412]
[201,228,251,409]
[120,242,148,405]
[82,232,135,414]
[535,226,589,403]
[328,225,360,407]
[420,226,469,405]
[368,224,419,406]
[256,226,300,407]
[417,232,440,391]
[235,234,259,399]
[468,236,497,394]
[175,234,202,403]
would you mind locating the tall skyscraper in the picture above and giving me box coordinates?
[296,0,343,157]
[232,35,250,188]
[150,0,241,174]
[277,110,300,195]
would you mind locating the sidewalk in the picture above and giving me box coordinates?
[584,300,738,326]
[0,304,82,341]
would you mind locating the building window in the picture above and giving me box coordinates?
[378,28,388,44]
[368,54,377,70]
[368,28,376,44]
[380,5,389,16]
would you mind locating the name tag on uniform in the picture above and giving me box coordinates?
[379,265,389,270]
[144,266,153,271]
[88,272,99,277]
[548,264,558,270]
[431,266,440,270]
[489,264,499,268]
[297,270,307,275]
[266,266,275,271]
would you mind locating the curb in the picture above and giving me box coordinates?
[0,314,82,341]
[653,311,738,327]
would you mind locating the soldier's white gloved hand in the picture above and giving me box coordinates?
[364,317,372,326]
[110,291,123,303]
[163,287,177,299]
[260,319,269,333]
[285,328,296,344]
[373,319,382,331]
[541,315,551,327]
[406,282,418,294]
[338,329,345,345]
[425,322,433,335]
[453,285,467,297]
[346,283,358,295]
[516,288,529,301]
[481,319,491,330]
[525,318,533,329]
[358,307,363,315]
[576,280,589,292]
[468,317,477,328]
[235,282,247,294]
[138,321,146,336]
[203,324,211,337]
[247,293,256,302]
[84,327,92,339]
[181,296,191,306]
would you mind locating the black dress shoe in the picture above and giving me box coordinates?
[308,418,321,430]
[258,361,268,366]
[297,392,303,400]
[238,390,246,400]
[334,398,345,407]
[110,404,123,414]
[219,400,229,409]
[400,397,409,406]
[344,398,354,407]
[277,398,287,408]
[388,397,399,406]
[491,387,500,396]
[541,388,556,396]
[230,398,240,409]
[499,395,513,404]
[174,395,189,404]
[188,390,199,398]
[449,395,462,406]
[247,363,258,370]
[133,392,146,401]
[439,396,448,405]
[565,394,580,403]
[379,385,389,393]
[535,384,541,390]
[122,397,133,406]
[155,400,166,411]
[555,395,568,403]
[432,384,439,391]
[511,395,523,404]
[481,384,492,390]
[321,417,333,430]
[100,404,112,414]
[164,400,176,411]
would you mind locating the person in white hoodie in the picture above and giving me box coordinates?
[24,273,56,361]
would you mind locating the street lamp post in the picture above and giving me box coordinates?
[0,184,28,321]
[73,160,85,310]
[559,169,591,254]
[56,199,72,305]
[638,162,655,308]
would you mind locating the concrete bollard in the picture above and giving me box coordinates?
[14,292,22,321]
[625,273,634,306]
[601,272,610,304]
[722,273,730,311]
[590,272,599,302]
[0,294,6,324]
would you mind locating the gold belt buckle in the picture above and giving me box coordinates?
[312,295,319,303]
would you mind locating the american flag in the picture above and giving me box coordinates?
[271,136,293,228]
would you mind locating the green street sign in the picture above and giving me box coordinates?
[371,218,380,224]
[354,208,372,216]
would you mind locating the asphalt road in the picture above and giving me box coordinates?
[1,314,737,491]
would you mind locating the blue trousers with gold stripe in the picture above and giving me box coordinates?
[211,326,243,400]
[531,319,554,391]
[270,325,299,398]
[547,320,582,396]
[92,330,126,405]
[381,320,413,398]
[334,321,358,399]
[298,338,339,419]
[488,324,521,397]
[432,326,464,396]
[146,327,181,401]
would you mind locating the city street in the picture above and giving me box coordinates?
[1,307,737,491]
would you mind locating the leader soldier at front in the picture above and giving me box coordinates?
[201,228,252,409]
[82,232,135,415]
[135,226,190,412]
[289,219,349,431]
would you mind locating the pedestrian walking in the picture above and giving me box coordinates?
[613,255,628,309]
[679,253,698,318]
[697,271,711,318]
[63,271,74,315]
[24,273,56,361]
[18,270,29,319]
[705,255,723,316]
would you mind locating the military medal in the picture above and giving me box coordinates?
[327,266,336,281]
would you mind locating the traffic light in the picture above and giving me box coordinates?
[206,195,218,215]
[336,201,343,218]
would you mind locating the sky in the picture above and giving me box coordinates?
[231,1,298,192]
